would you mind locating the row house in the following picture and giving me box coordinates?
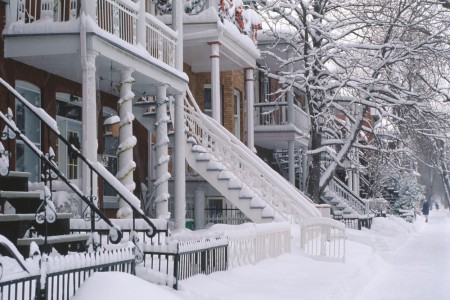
[0,0,322,235]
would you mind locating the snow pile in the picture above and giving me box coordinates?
[72,272,183,300]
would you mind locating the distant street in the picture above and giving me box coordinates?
[356,210,450,299]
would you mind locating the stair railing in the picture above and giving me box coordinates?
[184,89,321,223]
[0,77,158,248]
[326,175,368,215]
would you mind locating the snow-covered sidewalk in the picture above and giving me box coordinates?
[356,209,450,299]
[174,210,449,300]
[73,210,450,300]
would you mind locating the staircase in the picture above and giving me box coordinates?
[320,175,370,218]
[0,77,159,257]
[133,89,321,223]
[272,147,370,219]
[0,171,89,256]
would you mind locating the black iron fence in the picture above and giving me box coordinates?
[0,274,40,300]
[45,259,135,300]
[0,248,135,300]
[143,237,228,289]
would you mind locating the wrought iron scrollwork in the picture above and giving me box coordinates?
[82,197,101,222]
[108,226,123,244]
[131,231,144,264]
[1,108,16,140]
[0,142,9,177]
[35,187,57,224]
[43,147,58,180]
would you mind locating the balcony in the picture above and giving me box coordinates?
[2,0,187,96]
[254,102,310,149]
[156,0,261,72]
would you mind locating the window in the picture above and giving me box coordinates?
[15,81,41,182]
[55,93,82,181]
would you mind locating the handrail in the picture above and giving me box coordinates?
[0,77,157,240]
[327,174,368,215]
[254,102,310,132]
[8,0,177,69]
[184,88,321,222]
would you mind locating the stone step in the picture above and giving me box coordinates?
[0,191,42,214]
[17,233,90,255]
[0,171,31,192]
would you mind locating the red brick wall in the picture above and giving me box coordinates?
[184,64,246,141]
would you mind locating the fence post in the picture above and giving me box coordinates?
[173,253,179,290]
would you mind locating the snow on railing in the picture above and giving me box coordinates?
[184,88,321,223]
[300,217,346,263]
[44,243,134,273]
[9,0,177,68]
[144,13,177,68]
[254,102,310,133]
[221,222,291,268]
[326,176,368,215]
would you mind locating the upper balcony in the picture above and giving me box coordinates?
[2,0,187,96]
[254,101,310,150]
[156,0,261,72]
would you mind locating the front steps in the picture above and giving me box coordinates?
[186,139,275,223]
[0,171,89,255]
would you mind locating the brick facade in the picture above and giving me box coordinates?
[184,63,246,142]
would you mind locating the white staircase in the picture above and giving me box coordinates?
[133,89,321,223]
[321,175,370,218]
[183,89,320,223]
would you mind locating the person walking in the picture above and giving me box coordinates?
[422,200,430,223]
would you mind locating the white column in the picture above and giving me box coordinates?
[245,68,255,151]
[209,41,221,122]
[194,189,206,230]
[286,50,295,184]
[174,94,186,229]
[173,0,186,229]
[155,84,171,220]
[81,50,99,200]
[173,0,184,71]
[347,169,353,192]
[301,149,308,191]
[288,141,295,185]
[116,69,137,219]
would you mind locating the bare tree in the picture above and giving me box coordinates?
[256,0,450,202]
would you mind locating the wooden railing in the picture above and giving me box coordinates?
[184,89,321,223]
[8,0,177,68]
[300,217,346,263]
[254,102,310,133]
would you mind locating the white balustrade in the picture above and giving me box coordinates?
[254,102,310,133]
[300,217,346,263]
[10,0,177,68]
[185,89,321,223]
[327,177,367,214]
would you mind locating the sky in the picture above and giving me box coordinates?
[72,208,450,300]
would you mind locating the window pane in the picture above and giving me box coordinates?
[15,83,41,182]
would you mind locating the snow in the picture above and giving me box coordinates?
[72,272,183,300]
[71,210,450,299]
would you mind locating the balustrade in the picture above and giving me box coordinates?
[9,0,177,68]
